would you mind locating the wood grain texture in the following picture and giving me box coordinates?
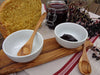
[0,38,93,75]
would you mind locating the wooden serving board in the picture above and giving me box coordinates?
[0,38,93,75]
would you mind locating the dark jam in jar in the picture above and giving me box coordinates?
[46,3,67,29]
[60,34,78,42]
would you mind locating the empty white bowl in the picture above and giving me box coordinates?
[54,22,88,48]
[2,30,44,63]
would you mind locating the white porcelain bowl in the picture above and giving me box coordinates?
[54,22,88,48]
[2,30,44,63]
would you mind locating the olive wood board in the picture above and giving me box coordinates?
[0,38,93,75]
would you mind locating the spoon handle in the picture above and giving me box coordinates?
[28,13,46,42]
[17,13,46,56]
[81,41,89,62]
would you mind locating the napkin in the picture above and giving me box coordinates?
[54,36,99,75]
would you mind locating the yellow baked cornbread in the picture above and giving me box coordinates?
[0,0,41,38]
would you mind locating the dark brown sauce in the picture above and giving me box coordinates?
[60,34,78,42]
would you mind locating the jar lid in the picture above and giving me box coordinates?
[47,0,67,11]
[48,0,65,4]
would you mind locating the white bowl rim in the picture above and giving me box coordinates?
[54,22,88,43]
[2,29,44,58]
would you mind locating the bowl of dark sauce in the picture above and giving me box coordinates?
[54,22,88,48]
[60,34,78,42]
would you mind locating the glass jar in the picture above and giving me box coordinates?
[46,0,68,29]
